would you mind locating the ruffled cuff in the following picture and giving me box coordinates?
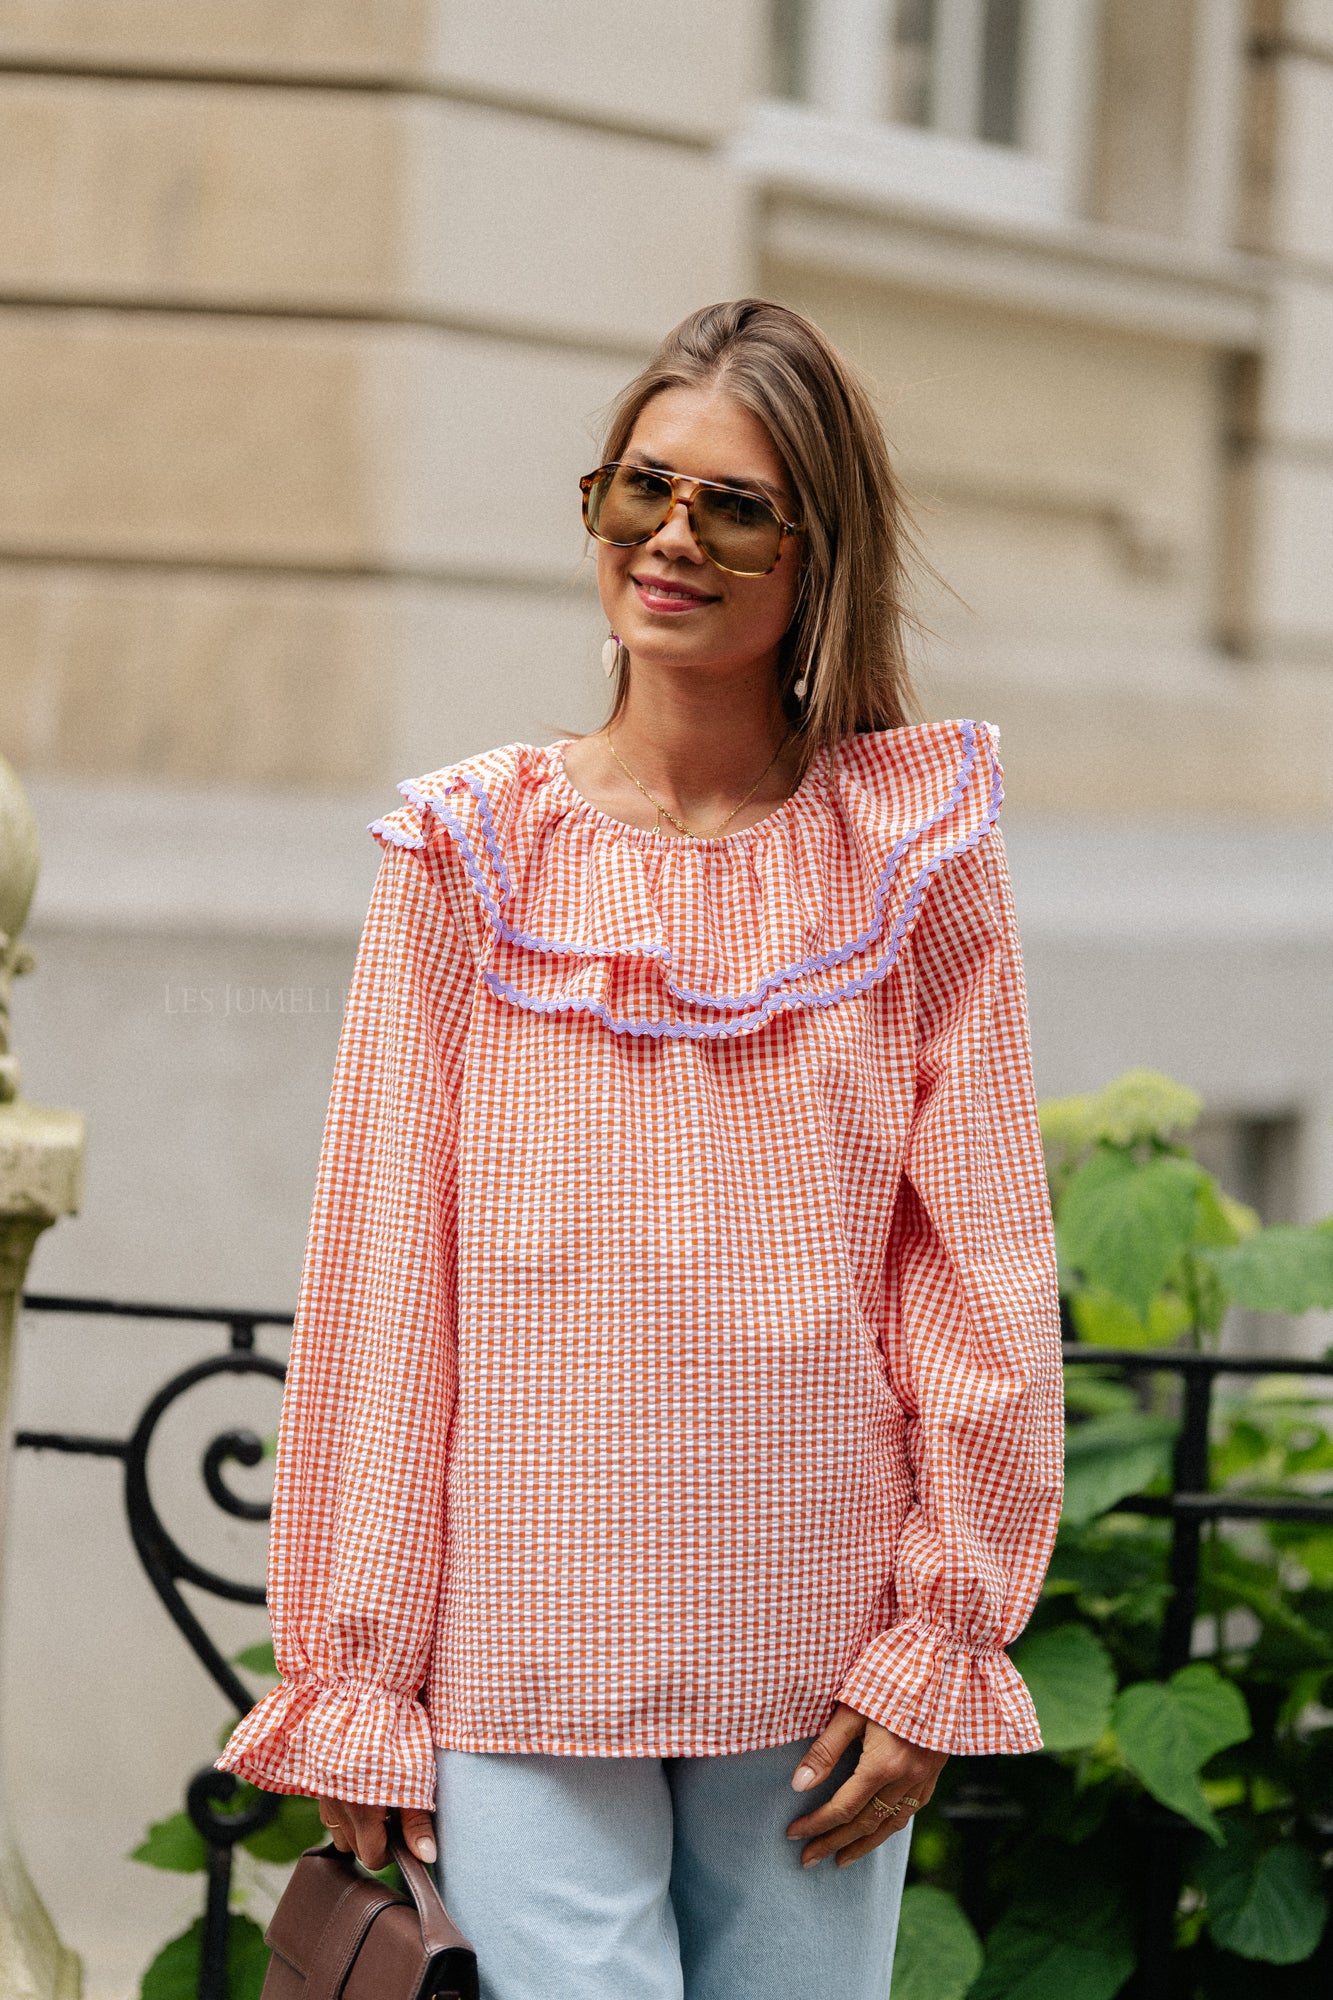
[216,1677,437,1811]
[837,1619,1042,1756]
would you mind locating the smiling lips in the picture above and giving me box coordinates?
[632,573,721,612]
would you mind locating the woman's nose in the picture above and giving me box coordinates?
[649,499,706,563]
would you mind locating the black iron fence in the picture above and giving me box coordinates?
[15,1292,292,2000]
[12,1293,1333,2000]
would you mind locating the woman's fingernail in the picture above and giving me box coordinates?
[417,1838,437,1864]
[801,1852,820,1868]
[791,1765,817,1792]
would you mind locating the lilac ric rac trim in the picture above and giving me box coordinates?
[367,814,425,851]
[455,769,513,901]
[369,772,516,887]
[477,738,1003,1039]
[395,722,990,1017]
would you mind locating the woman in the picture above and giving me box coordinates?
[219,298,1063,1998]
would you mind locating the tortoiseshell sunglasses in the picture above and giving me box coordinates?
[579,462,803,577]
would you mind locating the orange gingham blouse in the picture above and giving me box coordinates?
[218,718,1063,1811]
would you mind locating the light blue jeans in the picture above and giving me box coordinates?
[434,1736,911,1999]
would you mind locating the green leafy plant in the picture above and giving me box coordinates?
[890,1070,1333,1999]
[892,1884,985,2000]
[139,1916,271,2000]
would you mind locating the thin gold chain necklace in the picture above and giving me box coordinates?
[603,727,793,840]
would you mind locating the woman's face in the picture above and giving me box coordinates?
[594,384,803,684]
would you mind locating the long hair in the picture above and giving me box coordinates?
[597,298,922,764]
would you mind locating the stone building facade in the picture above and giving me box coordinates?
[0,3,1330,1992]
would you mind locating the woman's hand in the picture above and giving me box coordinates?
[317,1798,437,1871]
[786,1703,948,1868]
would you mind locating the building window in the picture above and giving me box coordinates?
[979,0,1024,144]
[769,0,807,101]
[757,0,1100,227]
[887,0,1026,147]
[888,0,936,128]
[758,0,1248,245]
[774,0,1035,146]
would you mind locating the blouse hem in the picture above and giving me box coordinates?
[426,1705,847,1761]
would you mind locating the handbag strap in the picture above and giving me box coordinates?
[389,1822,470,1955]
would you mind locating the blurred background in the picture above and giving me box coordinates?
[0,2,1330,1994]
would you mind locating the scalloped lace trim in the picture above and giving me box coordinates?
[369,722,1000,1026]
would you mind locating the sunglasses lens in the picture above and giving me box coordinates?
[585,465,672,545]
[582,465,787,574]
[693,488,784,575]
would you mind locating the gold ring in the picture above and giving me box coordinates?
[899,1795,922,1811]
[868,1794,901,1821]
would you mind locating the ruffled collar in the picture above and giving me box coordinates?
[369,720,1002,1040]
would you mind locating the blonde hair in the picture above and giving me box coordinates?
[598,298,921,765]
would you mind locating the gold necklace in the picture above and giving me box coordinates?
[604,727,793,839]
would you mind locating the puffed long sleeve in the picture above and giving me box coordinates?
[217,843,473,1809]
[837,828,1064,1755]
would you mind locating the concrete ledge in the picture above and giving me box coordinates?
[739,100,1269,347]
[22,775,384,940]
[0,0,424,81]
[21,768,1333,950]
[922,639,1333,818]
[1004,818,1333,944]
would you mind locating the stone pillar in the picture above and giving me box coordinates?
[0,754,84,2000]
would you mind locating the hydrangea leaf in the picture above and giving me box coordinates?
[889,1886,983,2000]
[1058,1150,1207,1320]
[129,1812,206,1874]
[140,1915,269,2000]
[1061,1412,1177,1529]
[243,1793,327,1864]
[1112,1664,1251,1843]
[1202,1222,1333,1315]
[1012,1624,1117,1752]
[1069,1285,1192,1350]
[233,1639,278,1678]
[968,1844,1135,2000]
[1198,1824,1329,1964]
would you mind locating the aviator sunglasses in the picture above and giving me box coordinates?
[580,462,804,577]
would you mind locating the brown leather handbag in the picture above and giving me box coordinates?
[261,1822,478,2000]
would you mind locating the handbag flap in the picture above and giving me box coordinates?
[264,1848,404,1979]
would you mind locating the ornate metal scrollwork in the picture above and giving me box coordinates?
[121,1346,286,1712]
[16,1296,293,2000]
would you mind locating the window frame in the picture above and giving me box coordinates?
[759,0,1102,230]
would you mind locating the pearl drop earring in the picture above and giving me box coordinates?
[793,666,811,701]
[602,631,627,678]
